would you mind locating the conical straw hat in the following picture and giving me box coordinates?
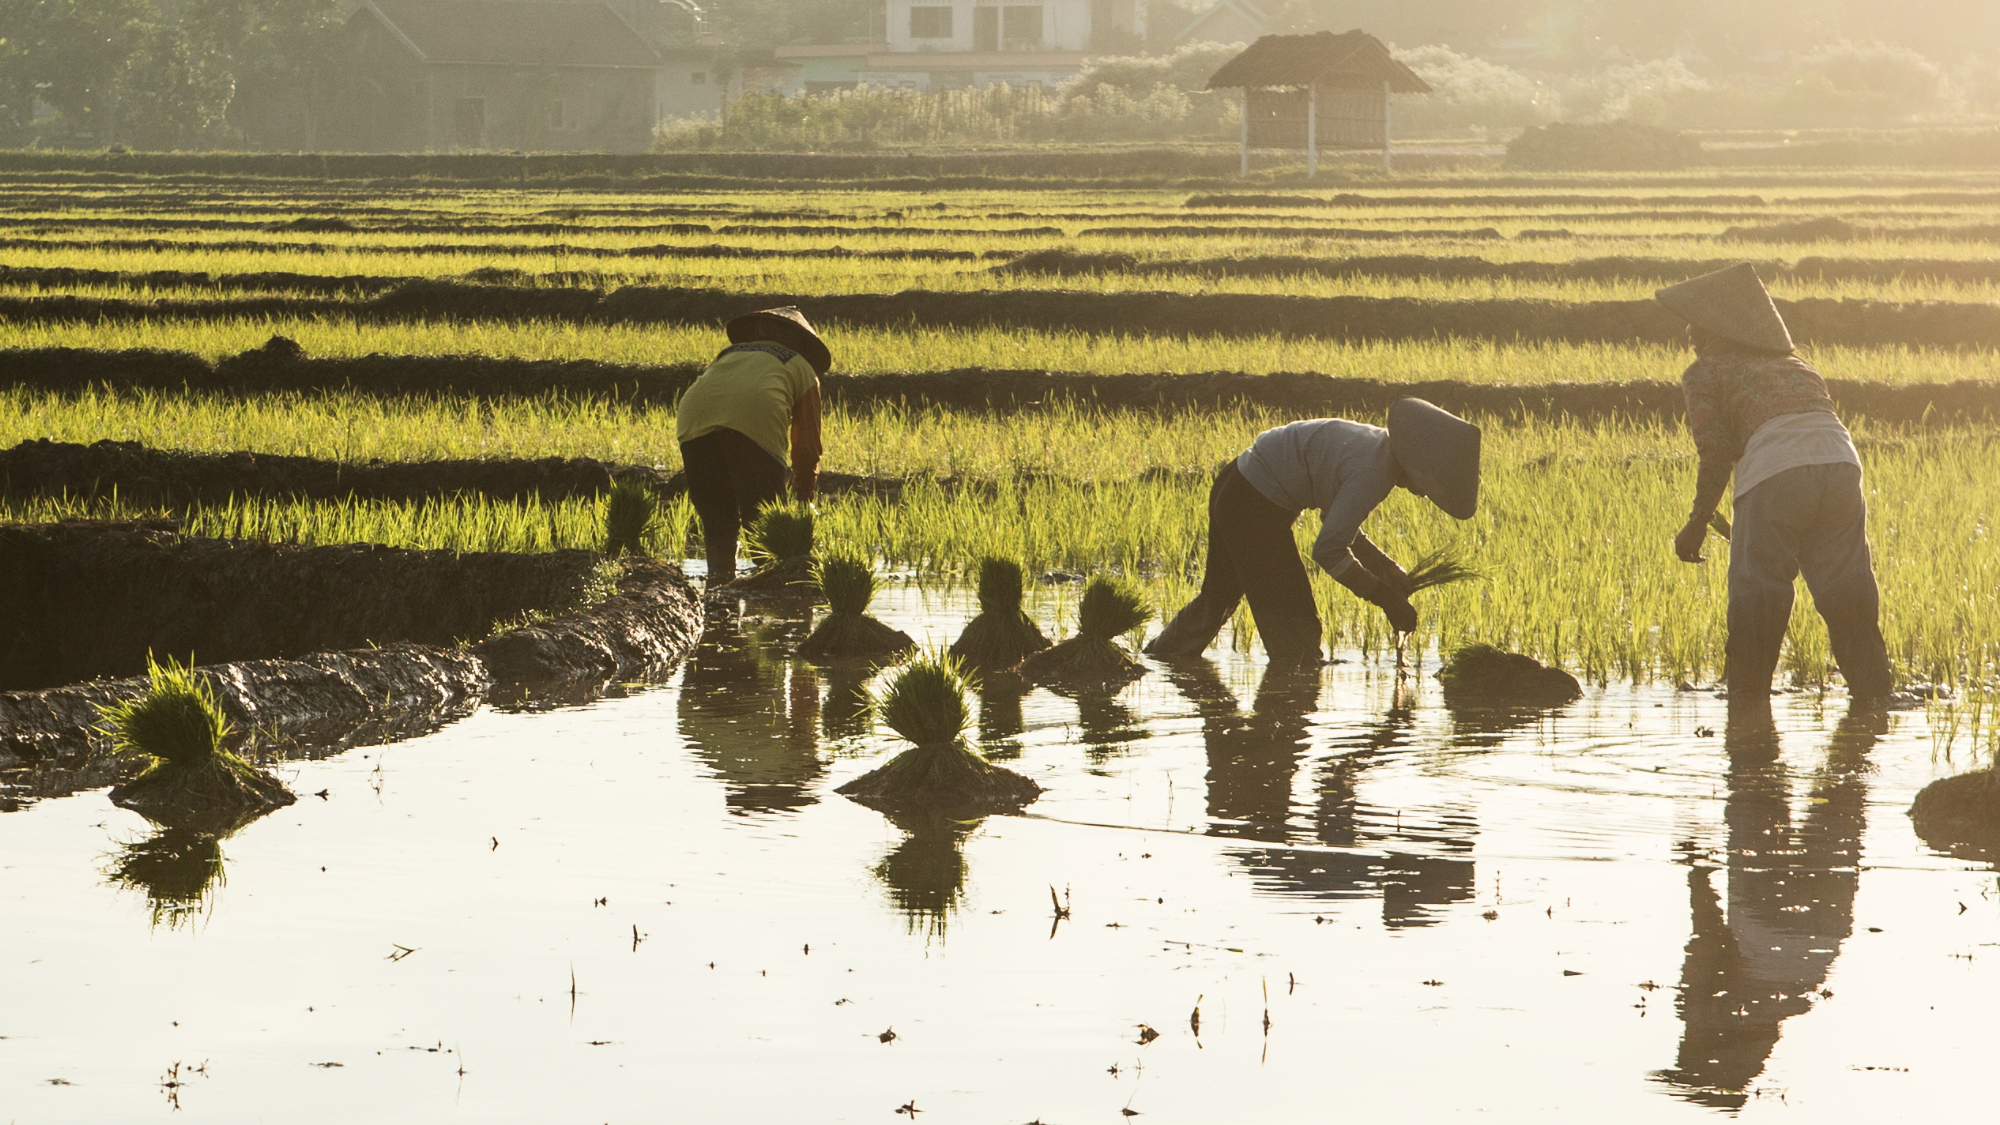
[1655,263,1793,353]
[1387,398,1481,521]
[727,306,833,375]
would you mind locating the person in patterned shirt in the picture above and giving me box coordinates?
[1657,264,1893,702]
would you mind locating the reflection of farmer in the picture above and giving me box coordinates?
[1657,265,1893,700]
[1656,700,1882,1110]
[1146,399,1481,663]
[675,307,830,583]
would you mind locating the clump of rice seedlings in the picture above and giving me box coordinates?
[949,557,1050,672]
[727,500,818,594]
[1403,547,1485,593]
[1436,643,1582,707]
[1019,576,1151,688]
[1909,765,2000,860]
[797,552,915,661]
[836,650,1042,814]
[101,655,295,825]
[600,478,659,557]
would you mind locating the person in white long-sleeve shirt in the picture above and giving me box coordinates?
[1146,398,1482,664]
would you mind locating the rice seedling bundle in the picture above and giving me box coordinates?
[797,552,915,661]
[1435,643,1582,707]
[949,557,1050,672]
[836,651,1041,814]
[729,500,818,594]
[1019,575,1151,688]
[600,477,659,557]
[101,655,295,825]
[1403,547,1484,594]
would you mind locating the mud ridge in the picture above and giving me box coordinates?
[0,438,898,508]
[0,236,1003,264]
[12,282,2000,351]
[998,250,2000,286]
[3,345,1995,424]
[0,521,703,771]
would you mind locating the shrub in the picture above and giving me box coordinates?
[1506,120,1703,171]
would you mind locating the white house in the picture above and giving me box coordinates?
[852,0,1148,91]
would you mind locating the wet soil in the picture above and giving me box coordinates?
[14,279,2000,352]
[0,520,603,691]
[6,344,1996,424]
[0,528,702,769]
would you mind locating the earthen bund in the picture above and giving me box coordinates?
[3,346,1995,425]
[9,283,2000,350]
[0,521,703,776]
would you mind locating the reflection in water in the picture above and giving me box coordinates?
[819,664,874,742]
[1655,701,1885,1110]
[975,674,1028,760]
[1071,685,1148,767]
[102,806,282,929]
[870,808,980,940]
[1167,660,1479,928]
[677,617,827,815]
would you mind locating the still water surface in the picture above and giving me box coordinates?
[3,584,1996,1121]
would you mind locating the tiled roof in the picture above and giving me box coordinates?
[1206,30,1430,93]
[363,0,661,68]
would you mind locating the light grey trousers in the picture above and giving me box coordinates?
[1726,461,1893,698]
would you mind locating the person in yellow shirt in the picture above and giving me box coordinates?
[676,307,829,584]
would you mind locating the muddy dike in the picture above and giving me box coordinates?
[16,281,2000,352]
[0,521,603,692]
[3,345,1997,425]
[0,524,704,771]
[997,250,2000,287]
[0,235,1006,264]
[0,438,666,508]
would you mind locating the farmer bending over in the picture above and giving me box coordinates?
[1145,398,1481,664]
[676,306,828,584]
[1657,263,1894,701]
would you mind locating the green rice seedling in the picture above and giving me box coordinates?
[949,557,1050,672]
[1435,643,1583,707]
[836,650,1041,814]
[730,499,818,594]
[1403,547,1485,594]
[797,552,915,661]
[601,478,659,557]
[1019,575,1151,688]
[100,655,295,825]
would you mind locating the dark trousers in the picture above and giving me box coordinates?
[1726,461,1893,699]
[680,428,788,581]
[1146,462,1322,662]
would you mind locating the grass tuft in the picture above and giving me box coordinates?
[601,478,659,557]
[877,649,975,746]
[815,551,877,617]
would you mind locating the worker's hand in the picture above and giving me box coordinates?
[1674,517,1709,563]
[1377,596,1418,634]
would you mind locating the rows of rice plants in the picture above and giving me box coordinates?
[5,421,1993,691]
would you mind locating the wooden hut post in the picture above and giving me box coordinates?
[1240,92,1250,178]
[1382,80,1393,172]
[1305,84,1318,179]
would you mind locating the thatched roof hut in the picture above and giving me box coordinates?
[1206,30,1431,174]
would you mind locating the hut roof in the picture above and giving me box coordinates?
[1206,30,1431,93]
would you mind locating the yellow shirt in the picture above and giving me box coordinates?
[675,345,819,467]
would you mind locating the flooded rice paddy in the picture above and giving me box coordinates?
[4,581,1996,1121]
